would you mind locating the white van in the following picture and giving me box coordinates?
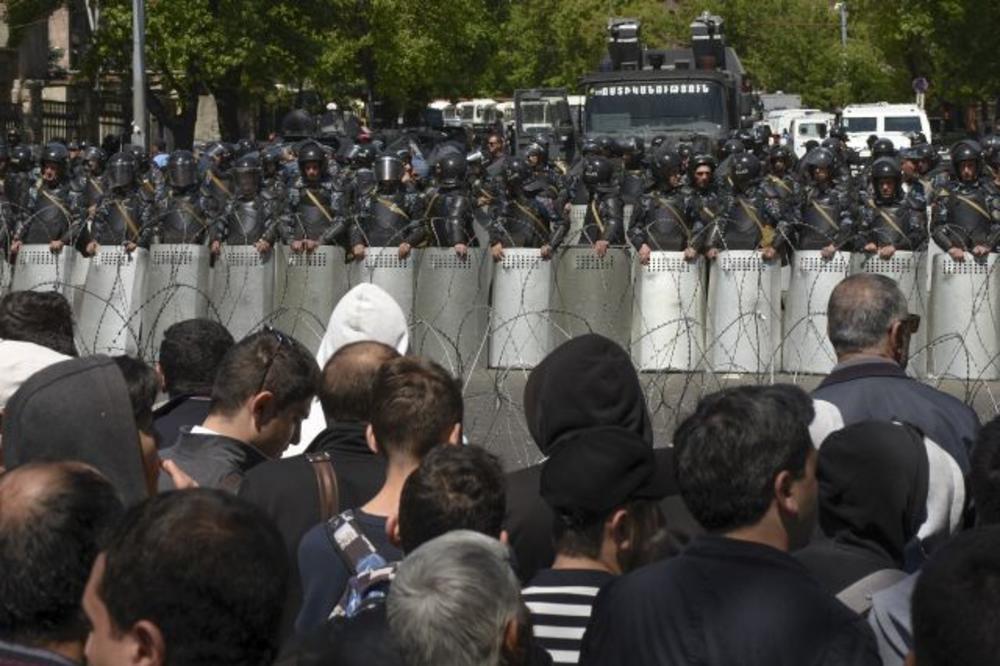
[789,112,835,158]
[841,103,931,157]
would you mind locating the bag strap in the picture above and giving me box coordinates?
[306,452,340,522]
[866,200,907,239]
[208,170,232,197]
[954,193,992,221]
[304,187,335,224]
[323,510,379,576]
[376,196,410,221]
[114,199,141,240]
[589,199,605,234]
[514,199,551,238]
[835,568,908,616]
[809,199,840,231]
[654,196,693,241]
[737,197,774,248]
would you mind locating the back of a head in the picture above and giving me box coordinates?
[0,291,77,357]
[370,356,463,463]
[210,328,320,416]
[398,445,505,554]
[112,355,159,434]
[388,531,521,666]
[97,489,288,666]
[319,340,400,423]
[159,319,235,398]
[827,274,907,356]
[970,416,1000,526]
[674,384,814,533]
[911,526,1000,666]
[0,462,123,648]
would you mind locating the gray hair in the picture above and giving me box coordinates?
[827,274,909,355]
[387,531,522,666]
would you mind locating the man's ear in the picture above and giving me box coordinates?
[773,469,799,516]
[131,619,167,666]
[499,529,509,545]
[248,392,275,431]
[607,508,631,549]
[502,616,520,657]
[386,513,402,549]
[445,422,462,446]
[153,362,167,393]
[365,423,380,455]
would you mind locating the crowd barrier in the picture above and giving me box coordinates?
[76,247,146,355]
[10,244,75,297]
[141,245,212,359]
[552,247,632,350]
[781,251,850,375]
[210,245,274,342]
[489,249,554,369]
[272,245,349,355]
[631,252,705,371]
[928,254,1000,381]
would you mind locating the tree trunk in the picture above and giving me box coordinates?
[147,87,199,149]
[213,85,242,142]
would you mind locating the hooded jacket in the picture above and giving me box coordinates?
[2,356,149,505]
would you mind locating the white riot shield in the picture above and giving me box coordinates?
[346,247,415,325]
[552,247,633,349]
[76,247,148,355]
[412,248,493,375]
[489,249,555,369]
[706,250,782,374]
[567,204,587,242]
[630,252,705,371]
[623,203,634,235]
[272,246,349,355]
[781,251,850,374]
[10,245,75,296]
[209,246,275,342]
[928,253,1000,381]
[0,252,11,296]
[141,245,212,359]
[852,251,929,376]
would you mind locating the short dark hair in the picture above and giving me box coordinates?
[319,341,399,423]
[112,355,159,433]
[370,357,463,461]
[0,291,77,357]
[0,462,124,646]
[827,274,908,356]
[911,526,1000,666]
[673,384,814,532]
[159,319,235,397]
[553,499,665,567]
[971,416,1000,526]
[209,328,320,416]
[99,489,288,666]
[398,445,505,554]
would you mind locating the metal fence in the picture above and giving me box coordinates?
[0,102,23,133]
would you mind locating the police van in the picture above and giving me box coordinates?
[841,103,931,156]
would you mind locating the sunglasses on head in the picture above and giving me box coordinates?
[256,325,292,394]
[898,313,920,334]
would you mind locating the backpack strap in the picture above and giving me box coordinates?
[306,452,340,522]
[836,569,908,616]
[323,510,380,576]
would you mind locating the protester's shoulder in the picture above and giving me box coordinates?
[239,454,312,495]
[909,380,980,424]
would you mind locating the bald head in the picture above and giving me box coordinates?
[0,462,123,648]
[827,274,909,357]
[319,341,400,423]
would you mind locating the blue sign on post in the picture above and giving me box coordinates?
[913,77,929,94]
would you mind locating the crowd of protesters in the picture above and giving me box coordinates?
[0,270,998,666]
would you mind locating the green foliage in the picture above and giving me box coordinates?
[3,0,64,45]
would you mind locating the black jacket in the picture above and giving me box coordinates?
[580,536,880,666]
[812,358,979,472]
[158,428,269,492]
[152,394,211,449]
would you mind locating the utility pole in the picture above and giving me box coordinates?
[131,0,147,147]
[838,2,848,48]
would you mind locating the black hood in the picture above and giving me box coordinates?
[523,334,653,455]
[818,420,929,566]
[2,356,149,505]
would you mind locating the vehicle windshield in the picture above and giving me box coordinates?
[884,116,922,133]
[521,102,548,125]
[845,116,877,133]
[517,97,571,133]
[458,106,475,121]
[585,81,726,134]
[798,122,827,139]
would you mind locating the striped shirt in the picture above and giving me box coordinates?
[522,568,615,665]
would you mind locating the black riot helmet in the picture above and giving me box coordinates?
[434,153,467,188]
[106,152,137,190]
[280,109,317,141]
[167,150,198,189]
[375,155,404,185]
[235,138,258,157]
[651,150,683,188]
[769,144,793,166]
[950,141,981,180]
[870,157,902,205]
[233,154,261,197]
[350,144,376,169]
[871,138,897,159]
[580,137,602,157]
[909,131,929,146]
[297,140,328,178]
[10,144,33,173]
[261,145,282,177]
[581,155,614,190]
[650,135,667,151]
[828,125,849,143]
[82,146,106,175]
[206,141,234,171]
[719,138,745,160]
[753,124,772,148]
[40,143,69,175]
[689,153,717,174]
[980,135,1000,167]
[677,143,693,162]
[6,128,20,146]
[524,140,548,166]
[730,153,761,191]
[125,143,150,172]
[504,156,533,191]
[804,147,836,180]
[597,136,616,157]
[866,134,880,151]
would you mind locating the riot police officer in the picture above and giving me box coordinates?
[261,145,288,204]
[346,143,377,200]
[75,146,108,217]
[578,155,624,258]
[3,145,34,233]
[284,140,351,254]
[629,151,701,265]
[705,153,785,261]
[352,155,423,260]
[618,136,650,207]
[931,141,1000,261]
[214,154,279,255]
[11,143,81,256]
[155,150,213,246]
[761,145,801,221]
[489,156,566,262]
[412,153,475,258]
[0,143,12,251]
[523,136,562,199]
[860,157,927,258]
[687,154,726,240]
[200,142,235,216]
[794,147,854,258]
[83,152,153,255]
